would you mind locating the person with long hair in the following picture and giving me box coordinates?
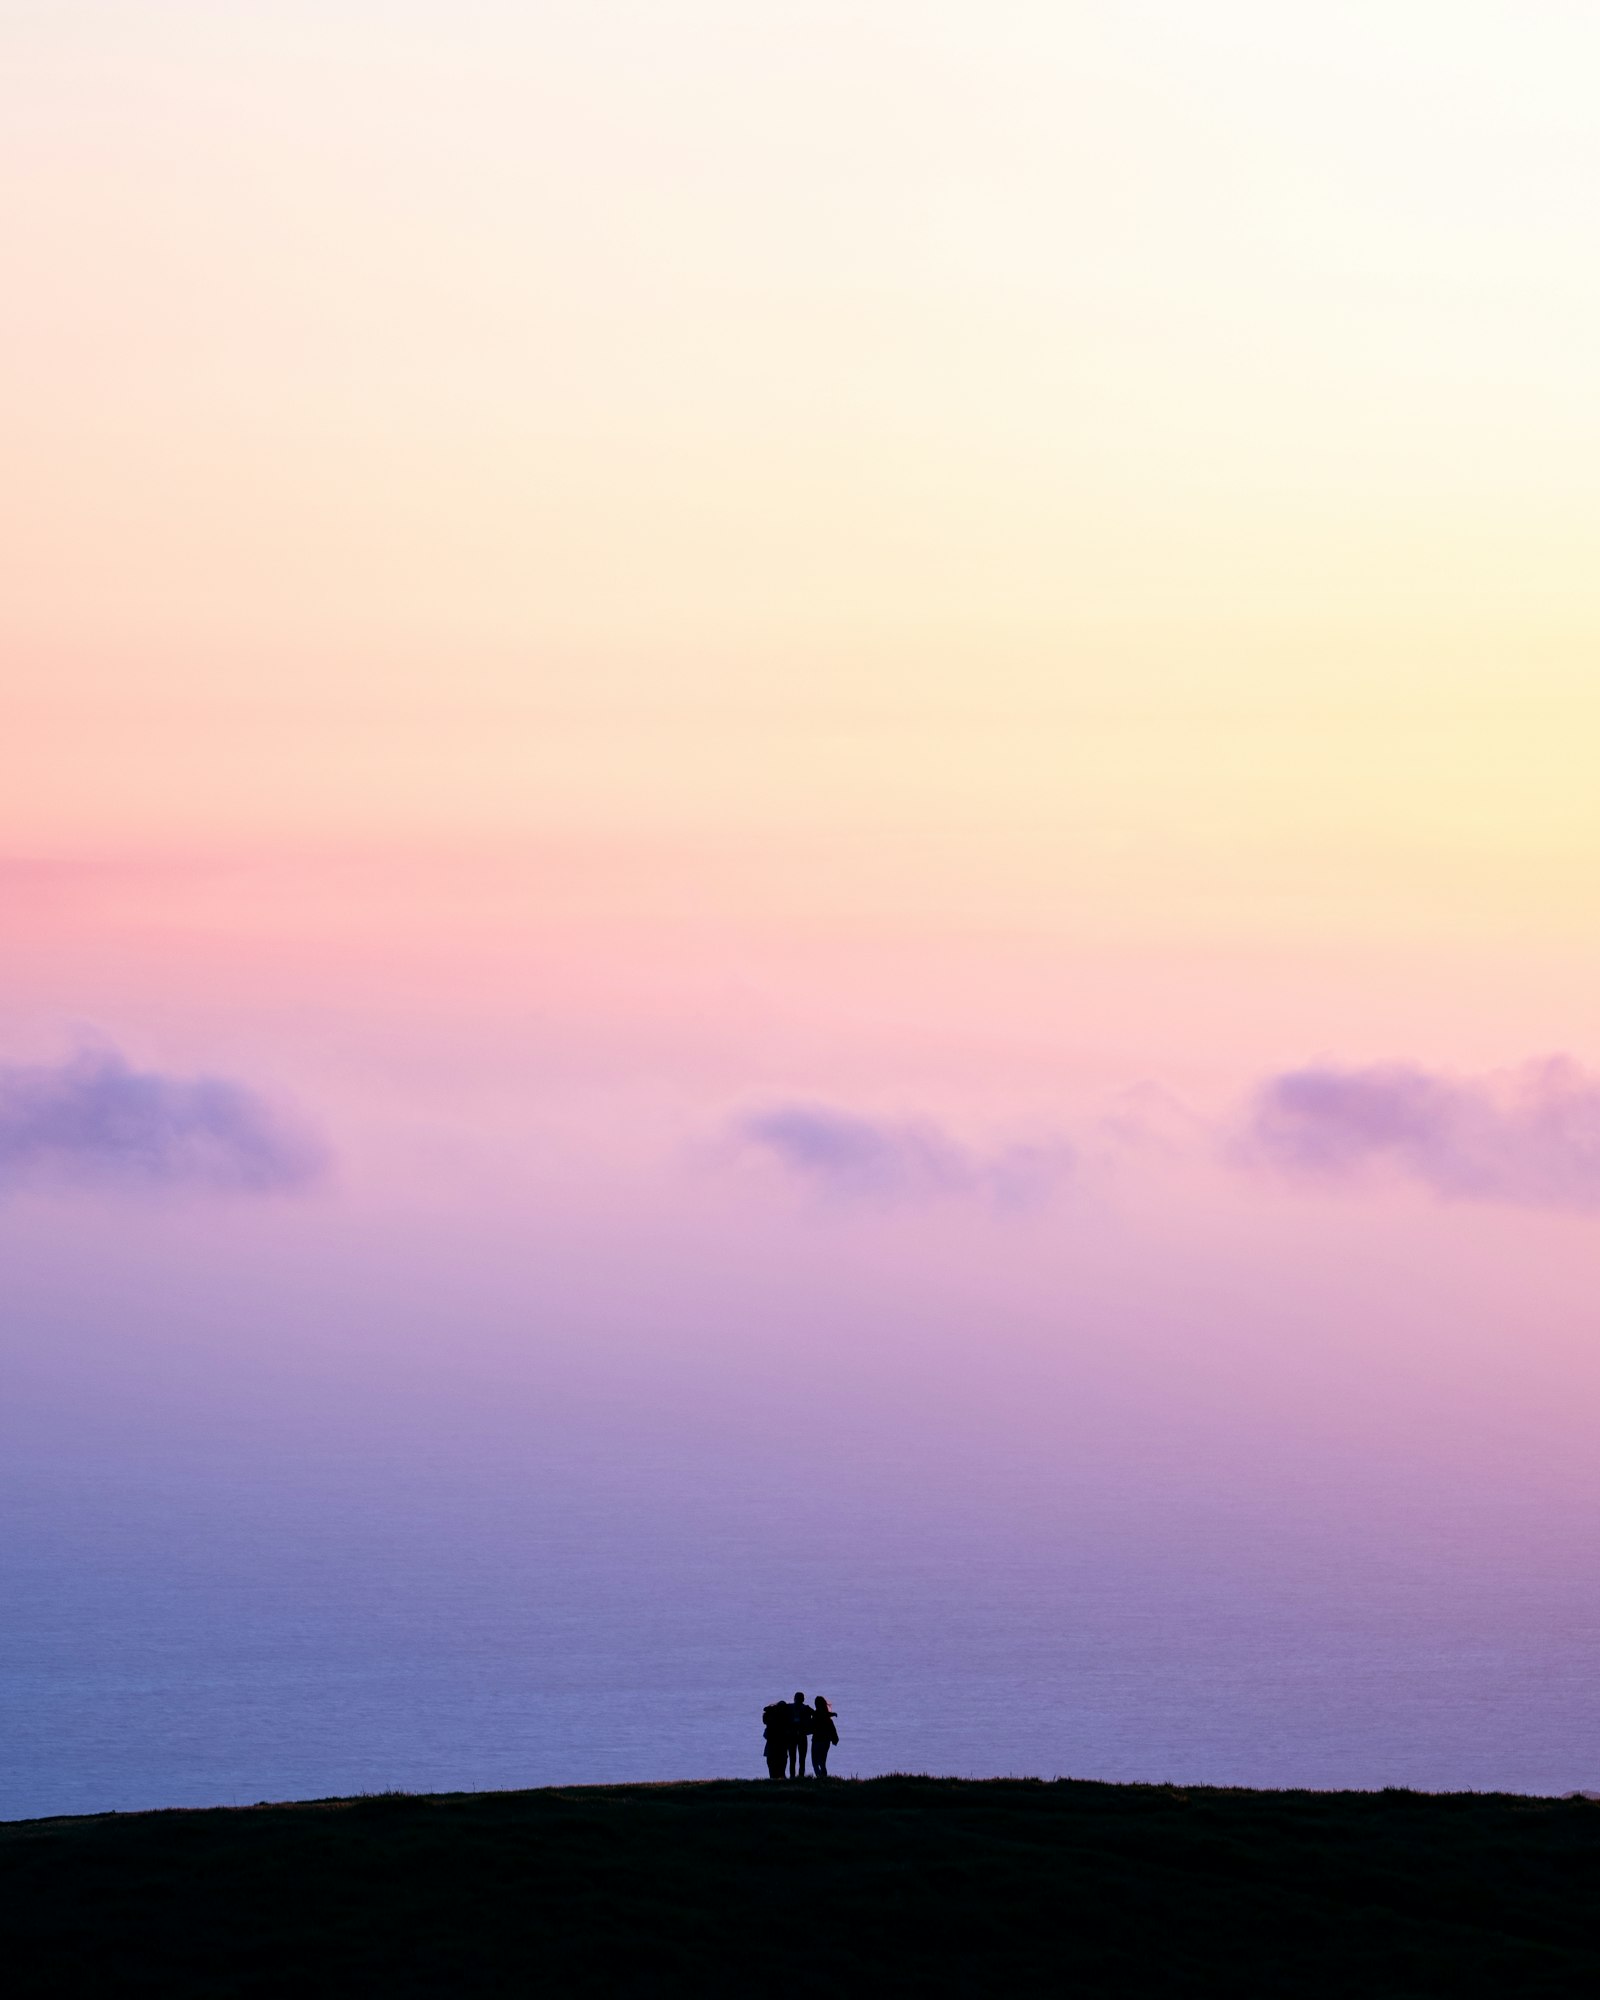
[810,1697,839,1778]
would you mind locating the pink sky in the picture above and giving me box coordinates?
[4,4,1600,1796]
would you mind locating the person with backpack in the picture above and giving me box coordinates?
[810,1697,839,1778]
[762,1700,792,1780]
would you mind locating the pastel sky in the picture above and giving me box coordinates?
[5,3,1600,1800]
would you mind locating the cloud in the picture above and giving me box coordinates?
[1238,1056,1600,1210]
[733,1102,1073,1208]
[0,1047,328,1197]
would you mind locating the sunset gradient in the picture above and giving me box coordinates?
[5,3,1600,1812]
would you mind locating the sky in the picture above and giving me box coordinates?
[4,2,1600,1803]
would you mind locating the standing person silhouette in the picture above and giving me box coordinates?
[762,1699,791,1780]
[787,1692,812,1778]
[810,1697,838,1778]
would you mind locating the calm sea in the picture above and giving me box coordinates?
[5,1346,1596,1821]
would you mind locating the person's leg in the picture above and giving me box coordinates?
[813,1744,829,1778]
[796,1736,808,1777]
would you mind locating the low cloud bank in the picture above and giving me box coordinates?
[1240,1056,1600,1210]
[735,1102,1072,1208]
[0,1048,328,1196]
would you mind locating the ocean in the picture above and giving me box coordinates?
[6,1332,1596,1820]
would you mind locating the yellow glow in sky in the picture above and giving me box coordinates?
[3,2,1598,962]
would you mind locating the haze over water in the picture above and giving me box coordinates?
[6,3,1600,1820]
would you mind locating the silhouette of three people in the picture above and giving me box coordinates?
[761,1692,839,1779]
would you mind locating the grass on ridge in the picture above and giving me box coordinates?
[4,1775,1599,1996]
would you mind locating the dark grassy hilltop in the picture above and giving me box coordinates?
[4,1776,1599,1996]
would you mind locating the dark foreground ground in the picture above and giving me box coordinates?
[4,1776,1599,1996]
